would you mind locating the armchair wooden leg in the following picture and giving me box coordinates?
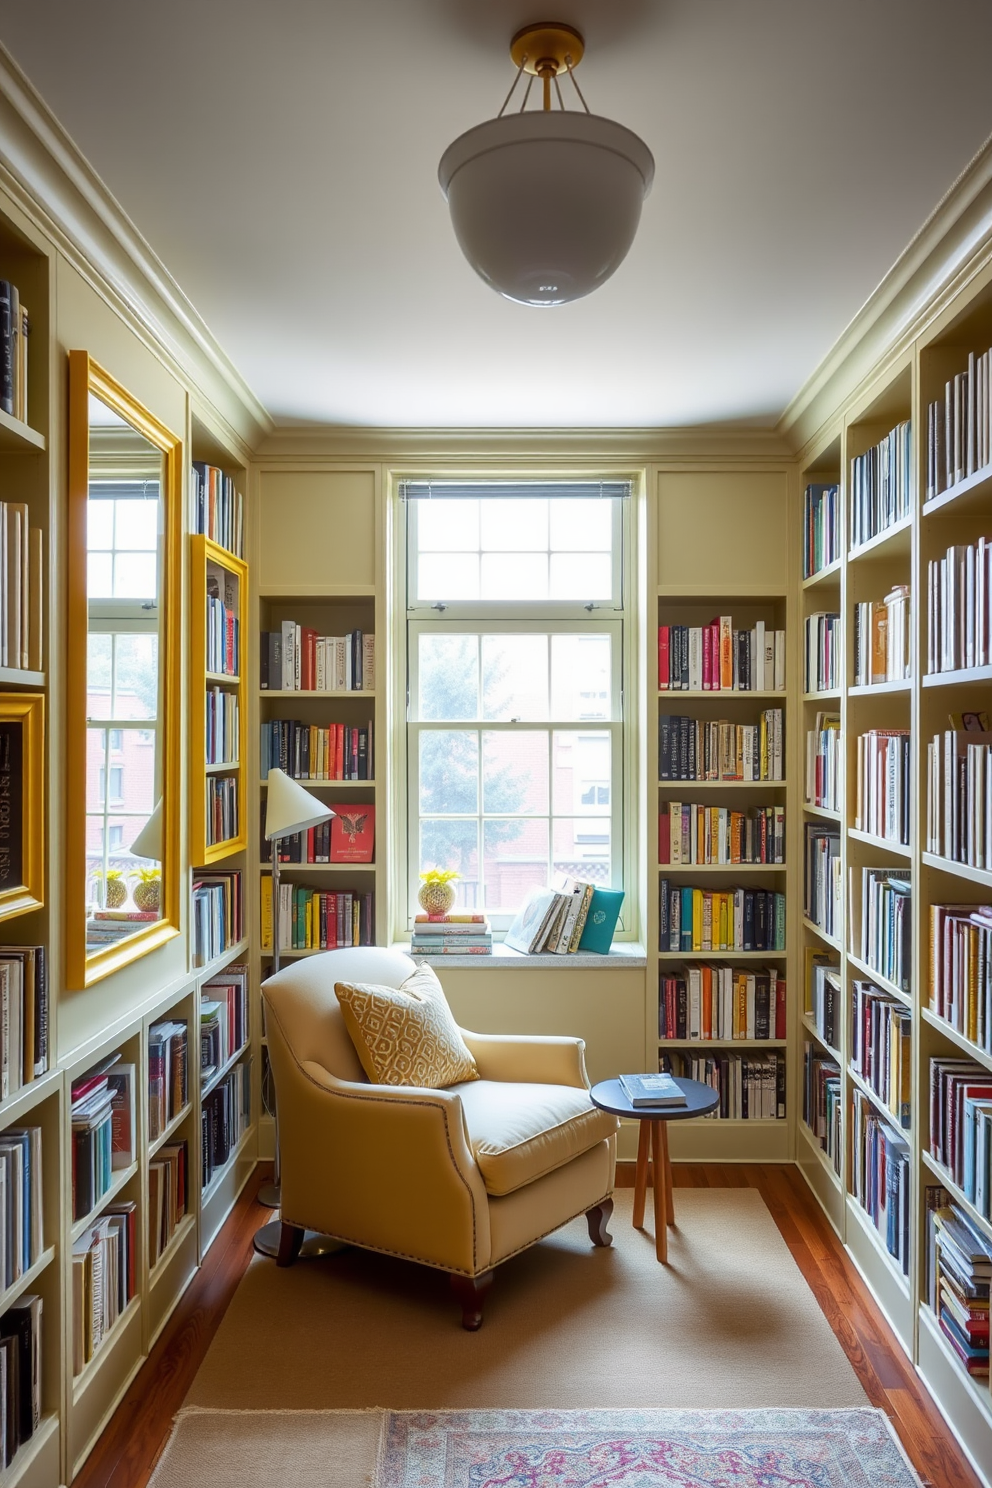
[276,1222,305,1268]
[586,1198,614,1247]
[450,1269,494,1330]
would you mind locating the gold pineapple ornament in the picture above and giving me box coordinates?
[418,868,460,916]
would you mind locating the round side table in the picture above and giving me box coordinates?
[590,1076,719,1263]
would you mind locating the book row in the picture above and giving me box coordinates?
[205,569,239,676]
[927,726,992,869]
[657,965,786,1041]
[659,881,786,954]
[803,824,841,941]
[657,803,785,866]
[260,625,375,692]
[849,419,912,550]
[930,1058,992,1218]
[201,1060,251,1189]
[660,1050,786,1120]
[0,281,29,424]
[658,711,784,782]
[0,1294,41,1469]
[853,587,910,686]
[926,348,992,499]
[851,1089,910,1275]
[802,1045,841,1174]
[851,979,911,1130]
[206,686,239,766]
[148,1140,187,1270]
[206,775,238,848]
[0,502,41,672]
[70,1056,134,1222]
[804,711,840,811]
[860,867,912,993]
[924,1191,990,1381]
[927,535,992,674]
[200,965,249,1085]
[191,461,244,559]
[71,1200,135,1375]
[503,878,617,956]
[0,1127,41,1292]
[260,718,373,781]
[929,902,992,1053]
[262,801,375,863]
[261,881,375,953]
[657,620,785,693]
[803,482,840,579]
[804,949,841,1051]
[0,945,48,1100]
[803,611,840,694]
[854,729,911,845]
[148,1019,188,1143]
[190,870,243,969]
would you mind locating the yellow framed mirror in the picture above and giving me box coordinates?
[66,352,182,986]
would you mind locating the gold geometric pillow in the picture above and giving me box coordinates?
[334,962,479,1089]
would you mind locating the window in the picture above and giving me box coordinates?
[403,480,630,932]
[98,765,124,804]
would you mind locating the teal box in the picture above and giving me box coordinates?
[578,888,624,953]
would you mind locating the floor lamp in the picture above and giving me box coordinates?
[253,768,340,1259]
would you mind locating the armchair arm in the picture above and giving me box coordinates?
[460,1030,590,1088]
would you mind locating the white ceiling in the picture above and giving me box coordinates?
[3,0,992,429]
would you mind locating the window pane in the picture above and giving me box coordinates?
[418,499,479,552]
[113,551,157,599]
[483,818,549,911]
[419,730,478,814]
[87,553,113,597]
[482,731,548,815]
[482,634,548,720]
[420,819,479,907]
[549,552,612,600]
[549,499,611,551]
[112,634,159,720]
[480,499,548,551]
[551,635,611,720]
[87,501,113,548]
[553,817,611,882]
[418,553,479,602]
[553,731,612,814]
[87,633,112,710]
[418,634,478,720]
[87,728,108,811]
[481,553,547,601]
[114,499,158,549]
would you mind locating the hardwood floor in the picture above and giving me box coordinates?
[75,1162,983,1488]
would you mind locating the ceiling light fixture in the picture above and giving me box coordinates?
[438,21,654,307]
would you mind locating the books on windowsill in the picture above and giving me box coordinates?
[411,915,492,956]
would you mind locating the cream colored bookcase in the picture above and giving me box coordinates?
[794,271,992,1485]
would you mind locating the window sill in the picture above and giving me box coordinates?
[393,941,647,970]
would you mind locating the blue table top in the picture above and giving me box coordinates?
[590,1075,720,1121]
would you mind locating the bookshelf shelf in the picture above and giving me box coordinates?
[205,760,239,775]
[802,918,842,952]
[205,671,239,686]
[193,936,250,983]
[0,1067,62,1128]
[5,1412,60,1488]
[655,862,786,875]
[0,406,45,451]
[801,1015,841,1063]
[657,778,788,790]
[802,559,842,590]
[918,1306,992,1444]
[655,949,788,962]
[797,1120,843,1190]
[0,666,45,688]
[261,862,376,875]
[848,679,912,696]
[922,663,992,688]
[149,1211,197,1285]
[659,1038,787,1048]
[847,1064,909,1133]
[656,690,785,701]
[201,1040,250,1102]
[260,777,375,788]
[803,803,841,821]
[802,689,841,702]
[0,1244,55,1319]
[846,827,911,858]
[845,951,912,1007]
[920,1150,992,1247]
[922,460,992,517]
[200,1122,254,1207]
[920,852,992,889]
[71,1294,141,1397]
[847,514,913,564]
[148,1101,193,1159]
[845,1193,911,1300]
[920,1007,992,1073]
[70,1161,138,1244]
[259,689,377,700]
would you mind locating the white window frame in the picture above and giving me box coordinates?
[400,482,634,938]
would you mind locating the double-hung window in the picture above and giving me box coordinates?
[404,479,631,934]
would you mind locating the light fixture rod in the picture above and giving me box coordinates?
[519,74,535,112]
[553,72,565,111]
[497,55,528,118]
[564,57,591,114]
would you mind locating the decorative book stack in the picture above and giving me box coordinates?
[411,914,492,956]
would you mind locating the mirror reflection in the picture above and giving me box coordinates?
[84,394,165,955]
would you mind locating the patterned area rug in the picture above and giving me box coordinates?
[378,1408,924,1488]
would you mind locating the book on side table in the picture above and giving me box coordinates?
[619,1073,687,1108]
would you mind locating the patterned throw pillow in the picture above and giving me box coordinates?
[334,963,479,1089]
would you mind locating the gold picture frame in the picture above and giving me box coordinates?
[0,692,44,920]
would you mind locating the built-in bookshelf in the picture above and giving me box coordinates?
[793,301,992,1483]
[190,534,248,862]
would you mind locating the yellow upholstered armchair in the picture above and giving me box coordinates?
[261,946,619,1328]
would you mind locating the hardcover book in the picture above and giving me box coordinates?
[330,805,375,862]
[619,1072,686,1107]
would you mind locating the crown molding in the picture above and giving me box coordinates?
[0,45,272,448]
[779,130,992,454]
[253,423,793,466]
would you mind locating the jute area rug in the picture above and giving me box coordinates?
[151,1407,924,1488]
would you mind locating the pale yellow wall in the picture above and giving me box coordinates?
[656,470,788,591]
[258,469,376,591]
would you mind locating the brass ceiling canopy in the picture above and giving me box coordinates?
[509,22,585,77]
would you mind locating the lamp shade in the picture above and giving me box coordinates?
[130,799,163,861]
[438,110,654,306]
[265,768,335,839]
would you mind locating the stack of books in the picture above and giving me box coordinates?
[411,914,492,956]
[803,1043,841,1172]
[191,870,243,967]
[71,1203,136,1375]
[0,1292,42,1467]
[70,1055,135,1221]
[200,966,249,1085]
[926,1190,991,1379]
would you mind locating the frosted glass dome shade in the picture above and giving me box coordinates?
[439,111,654,306]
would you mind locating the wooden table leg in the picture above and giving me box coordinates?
[660,1119,674,1227]
[632,1118,650,1228]
[650,1121,667,1263]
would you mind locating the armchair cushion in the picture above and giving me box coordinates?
[335,962,479,1090]
[452,1079,620,1197]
